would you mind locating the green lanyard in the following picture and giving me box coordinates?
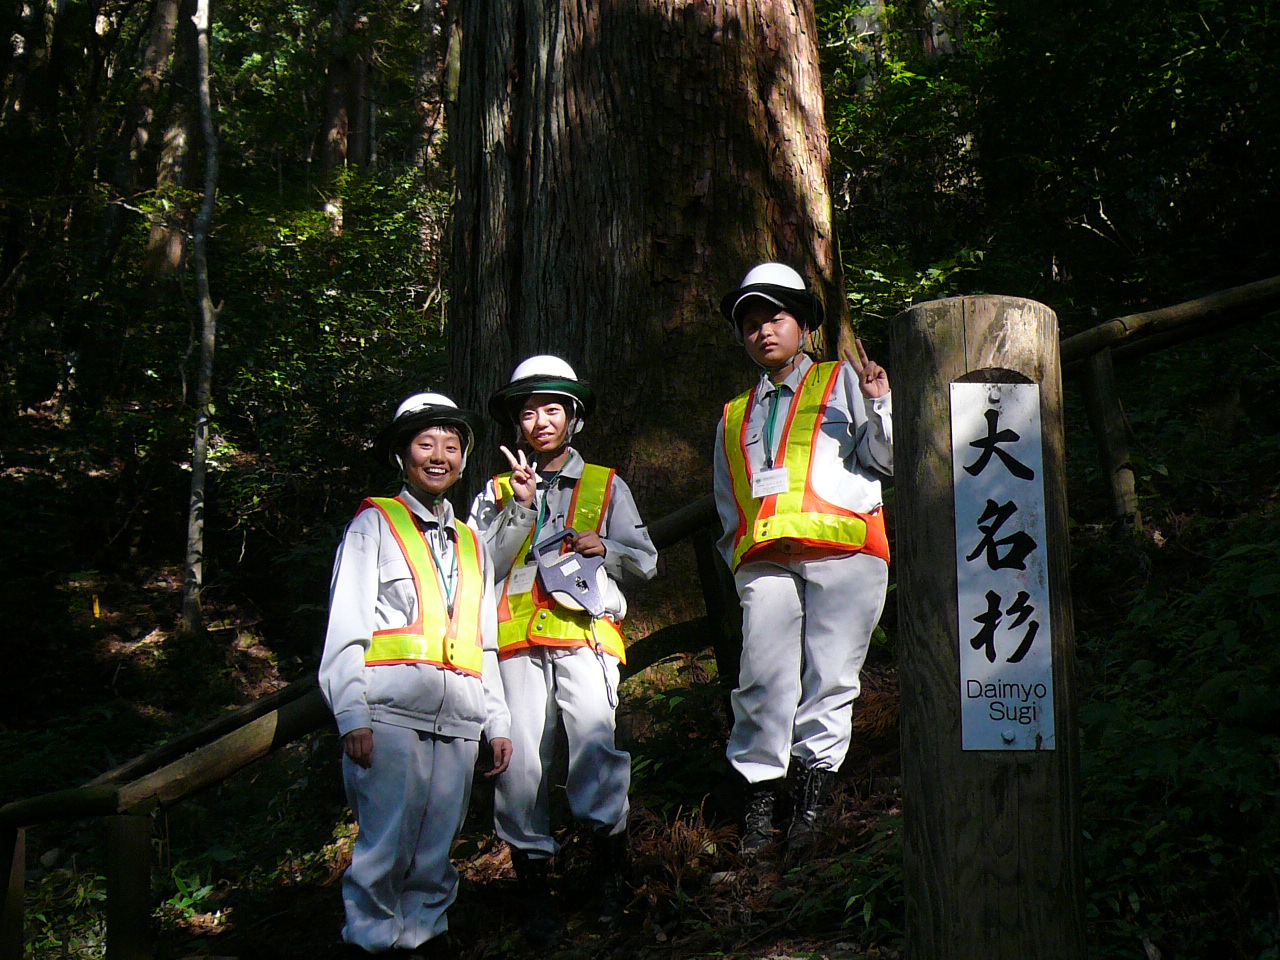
[422,523,457,611]
[527,464,565,561]
[762,387,785,469]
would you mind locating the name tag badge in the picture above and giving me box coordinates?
[507,563,538,595]
[751,467,790,498]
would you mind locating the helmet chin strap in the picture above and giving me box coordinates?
[754,336,810,380]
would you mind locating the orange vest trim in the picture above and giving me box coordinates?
[491,464,628,663]
[723,361,891,571]
[359,497,486,678]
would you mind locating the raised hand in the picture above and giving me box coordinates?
[842,337,890,399]
[499,444,539,507]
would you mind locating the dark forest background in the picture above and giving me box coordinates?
[2,0,1279,957]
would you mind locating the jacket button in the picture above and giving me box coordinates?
[534,624,544,631]
[538,611,548,619]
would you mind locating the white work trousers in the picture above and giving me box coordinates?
[727,551,889,784]
[494,645,629,857]
[341,720,478,951]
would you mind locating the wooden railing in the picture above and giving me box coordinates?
[1064,275,1280,525]
[3,274,1277,958]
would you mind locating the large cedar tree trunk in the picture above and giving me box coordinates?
[448,0,844,513]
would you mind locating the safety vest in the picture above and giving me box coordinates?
[359,497,486,678]
[722,361,890,571]
[493,463,628,663]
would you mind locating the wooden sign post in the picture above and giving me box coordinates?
[891,296,1084,959]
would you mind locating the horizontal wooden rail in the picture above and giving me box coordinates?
[115,690,331,814]
[647,493,717,548]
[1061,274,1280,366]
[1062,274,1280,524]
[0,692,331,828]
[88,680,319,787]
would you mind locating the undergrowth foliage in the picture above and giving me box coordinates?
[1077,518,1280,959]
[1067,320,1280,959]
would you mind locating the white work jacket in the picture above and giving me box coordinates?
[712,354,894,568]
[319,486,511,742]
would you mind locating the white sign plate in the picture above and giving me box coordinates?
[951,381,1054,750]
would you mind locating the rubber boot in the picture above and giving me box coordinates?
[510,849,564,948]
[593,829,630,927]
[786,764,835,857]
[739,778,781,858]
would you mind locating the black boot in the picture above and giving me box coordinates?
[510,849,564,948]
[739,779,781,858]
[786,764,835,856]
[593,829,630,926]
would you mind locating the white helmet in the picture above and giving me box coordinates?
[487,354,596,433]
[719,261,825,341]
[374,391,484,473]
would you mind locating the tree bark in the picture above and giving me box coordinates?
[411,0,449,171]
[0,0,44,124]
[318,0,361,171]
[180,0,221,636]
[142,0,197,278]
[348,51,372,169]
[100,0,182,263]
[448,0,842,513]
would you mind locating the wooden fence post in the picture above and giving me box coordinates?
[891,296,1084,960]
[1,827,22,960]
[1079,346,1140,525]
[107,814,152,960]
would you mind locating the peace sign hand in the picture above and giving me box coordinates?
[499,445,539,508]
[842,337,890,399]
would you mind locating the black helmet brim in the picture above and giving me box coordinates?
[373,405,486,468]
[719,282,825,333]
[487,375,597,425]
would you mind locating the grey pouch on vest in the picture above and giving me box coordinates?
[533,527,609,618]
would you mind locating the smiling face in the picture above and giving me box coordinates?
[740,299,805,375]
[402,425,464,496]
[518,393,572,455]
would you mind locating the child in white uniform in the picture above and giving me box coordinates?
[468,355,657,943]
[320,393,512,955]
[713,264,893,857]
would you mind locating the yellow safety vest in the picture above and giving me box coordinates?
[361,497,486,678]
[722,361,889,572]
[493,464,628,663]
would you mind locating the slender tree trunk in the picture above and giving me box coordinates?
[2,1,47,129]
[145,0,196,278]
[318,0,358,171]
[448,0,842,512]
[348,52,371,169]
[181,0,221,636]
[411,0,449,171]
[101,0,183,266]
